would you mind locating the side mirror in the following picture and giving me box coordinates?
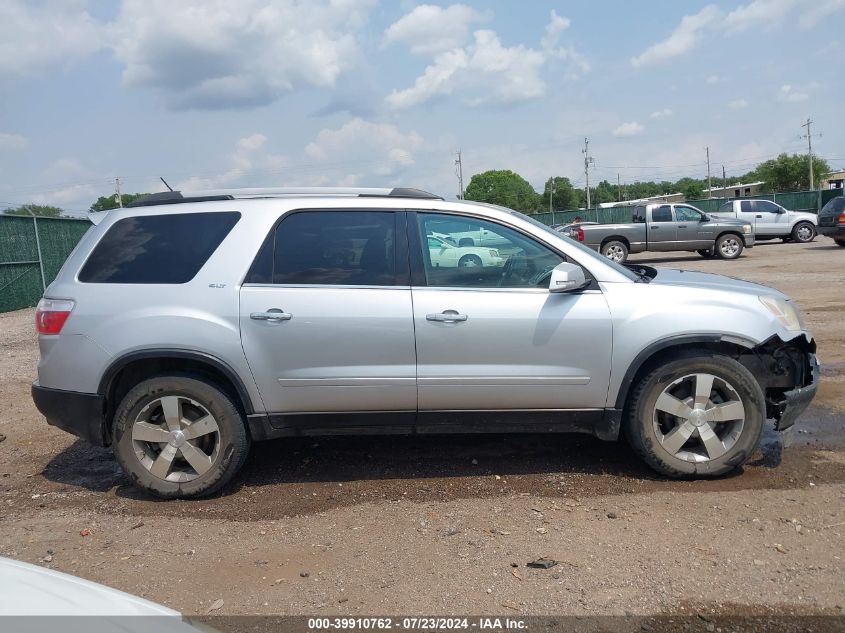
[549,262,588,293]
[700,214,709,222]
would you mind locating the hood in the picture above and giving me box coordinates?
[0,557,179,617]
[650,268,781,296]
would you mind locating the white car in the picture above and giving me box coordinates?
[427,234,505,268]
[710,199,817,242]
[0,556,212,631]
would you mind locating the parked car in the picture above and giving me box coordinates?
[426,233,505,268]
[0,556,211,630]
[569,203,754,262]
[817,195,845,246]
[709,199,817,243]
[32,187,816,498]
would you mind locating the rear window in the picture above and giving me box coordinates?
[821,197,845,213]
[78,212,240,284]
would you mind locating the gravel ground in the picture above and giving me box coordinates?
[0,238,844,619]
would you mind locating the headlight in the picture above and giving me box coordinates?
[742,224,752,234]
[759,295,805,331]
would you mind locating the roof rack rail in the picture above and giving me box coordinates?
[127,187,443,208]
[126,192,234,208]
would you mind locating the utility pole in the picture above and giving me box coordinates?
[582,138,594,209]
[617,173,621,202]
[800,118,818,190]
[454,150,464,200]
[706,147,712,198]
[722,165,726,193]
[114,177,123,208]
[548,178,555,214]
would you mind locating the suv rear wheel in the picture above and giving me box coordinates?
[624,351,764,477]
[112,376,250,499]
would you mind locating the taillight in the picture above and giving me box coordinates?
[575,227,585,242]
[35,298,74,335]
[839,212,845,224]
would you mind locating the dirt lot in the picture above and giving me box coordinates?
[1,239,844,619]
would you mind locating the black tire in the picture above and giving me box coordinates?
[697,248,715,258]
[458,254,482,268]
[623,350,765,478]
[836,239,845,248]
[714,233,743,259]
[791,221,816,243]
[112,375,250,499]
[600,240,628,263]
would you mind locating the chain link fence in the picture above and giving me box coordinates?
[0,215,92,313]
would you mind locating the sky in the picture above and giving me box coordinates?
[1,0,843,216]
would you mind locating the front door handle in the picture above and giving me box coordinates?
[250,309,292,321]
[677,224,687,228]
[426,310,468,323]
[756,214,763,218]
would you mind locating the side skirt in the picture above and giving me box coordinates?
[246,409,622,442]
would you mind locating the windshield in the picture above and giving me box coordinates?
[503,207,640,281]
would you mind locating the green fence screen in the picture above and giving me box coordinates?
[0,215,92,313]
[530,189,842,226]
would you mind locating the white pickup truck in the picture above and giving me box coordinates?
[710,199,817,243]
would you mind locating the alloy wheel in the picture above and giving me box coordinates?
[604,245,625,262]
[131,395,221,483]
[652,373,746,463]
[719,237,740,257]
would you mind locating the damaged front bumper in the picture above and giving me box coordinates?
[772,353,819,431]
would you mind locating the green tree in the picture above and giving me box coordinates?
[2,204,64,217]
[543,176,579,210]
[464,170,541,213]
[89,192,149,213]
[752,153,830,192]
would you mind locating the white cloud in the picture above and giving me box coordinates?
[631,5,721,67]
[705,75,722,84]
[383,4,488,55]
[650,109,673,119]
[729,99,750,109]
[725,0,844,32]
[0,133,28,151]
[109,0,376,110]
[304,119,423,175]
[799,0,845,28]
[541,10,571,52]
[176,133,288,190]
[613,122,645,137]
[387,11,587,109]
[777,84,809,102]
[0,0,101,77]
[724,0,800,33]
[387,30,546,109]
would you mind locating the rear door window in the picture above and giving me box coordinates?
[246,210,406,286]
[651,206,673,222]
[78,212,240,284]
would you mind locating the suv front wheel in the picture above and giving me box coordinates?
[624,351,764,477]
[112,376,250,499]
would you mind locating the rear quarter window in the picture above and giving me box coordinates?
[78,212,240,284]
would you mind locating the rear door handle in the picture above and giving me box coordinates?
[250,309,292,321]
[677,225,687,228]
[756,215,762,218]
[426,310,468,323]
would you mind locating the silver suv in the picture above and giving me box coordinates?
[31,187,819,498]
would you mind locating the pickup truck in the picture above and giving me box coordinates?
[567,203,754,263]
[709,199,817,243]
